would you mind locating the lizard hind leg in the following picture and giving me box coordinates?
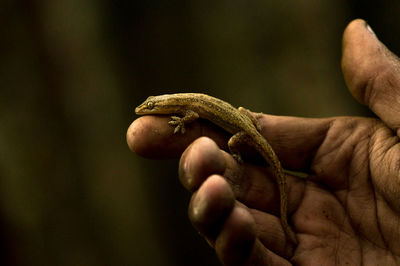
[238,107,262,132]
[228,131,251,163]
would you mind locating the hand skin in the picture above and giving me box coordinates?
[127,19,400,265]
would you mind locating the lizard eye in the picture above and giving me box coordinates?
[146,101,154,109]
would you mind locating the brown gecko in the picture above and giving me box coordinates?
[135,93,298,245]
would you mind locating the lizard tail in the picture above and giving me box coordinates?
[253,134,298,245]
[279,182,298,245]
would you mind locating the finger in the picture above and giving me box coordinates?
[342,19,400,131]
[186,164,296,261]
[188,174,235,242]
[179,137,226,191]
[215,205,291,266]
[127,115,229,158]
[188,175,292,265]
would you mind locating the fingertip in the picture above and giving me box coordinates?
[126,117,152,154]
[126,116,172,156]
[341,19,379,104]
[126,115,198,158]
[179,137,226,191]
[343,19,370,38]
[342,19,373,52]
[126,120,136,152]
[188,175,235,239]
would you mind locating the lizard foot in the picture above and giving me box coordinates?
[168,116,186,134]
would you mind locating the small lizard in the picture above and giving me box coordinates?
[135,93,297,245]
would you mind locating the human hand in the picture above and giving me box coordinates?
[127,19,400,265]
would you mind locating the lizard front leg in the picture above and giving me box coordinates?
[168,110,199,134]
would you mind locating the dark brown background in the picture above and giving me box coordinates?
[1,1,400,265]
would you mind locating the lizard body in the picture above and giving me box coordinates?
[135,93,297,245]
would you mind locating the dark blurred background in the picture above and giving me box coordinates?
[1,1,400,265]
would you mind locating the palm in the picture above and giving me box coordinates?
[209,115,400,265]
[277,117,399,264]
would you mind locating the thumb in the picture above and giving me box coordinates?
[342,19,400,132]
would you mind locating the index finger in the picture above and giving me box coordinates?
[127,112,335,173]
[126,115,230,159]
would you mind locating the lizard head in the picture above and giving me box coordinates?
[135,96,159,114]
[135,94,181,115]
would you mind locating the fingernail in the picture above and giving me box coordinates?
[365,21,375,35]
[179,148,195,190]
[190,191,207,221]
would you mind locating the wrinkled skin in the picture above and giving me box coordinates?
[127,19,400,265]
